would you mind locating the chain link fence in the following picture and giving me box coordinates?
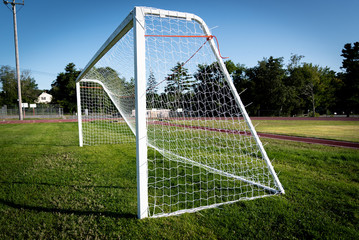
[0,104,64,119]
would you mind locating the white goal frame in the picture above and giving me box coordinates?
[76,6,284,219]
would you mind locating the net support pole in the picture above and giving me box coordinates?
[134,7,148,219]
[195,17,285,194]
[76,81,83,147]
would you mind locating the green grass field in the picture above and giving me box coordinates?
[171,119,359,142]
[0,122,358,239]
[252,120,359,142]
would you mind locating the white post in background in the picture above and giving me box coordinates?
[134,7,148,219]
[76,82,83,147]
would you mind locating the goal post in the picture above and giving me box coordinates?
[134,6,148,219]
[76,6,284,219]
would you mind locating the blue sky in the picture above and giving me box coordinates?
[1,0,358,90]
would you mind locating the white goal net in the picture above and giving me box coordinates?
[76,7,284,218]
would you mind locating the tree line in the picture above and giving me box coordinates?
[227,44,358,116]
[147,42,359,117]
[1,42,358,116]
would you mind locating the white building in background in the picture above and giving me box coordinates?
[132,108,171,118]
[35,92,52,104]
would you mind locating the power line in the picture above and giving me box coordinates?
[0,64,58,77]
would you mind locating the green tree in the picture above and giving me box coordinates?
[21,70,42,103]
[246,57,286,116]
[0,66,17,106]
[283,54,306,116]
[93,66,128,91]
[338,42,359,116]
[286,56,338,117]
[301,63,322,116]
[316,67,338,115]
[147,70,159,109]
[147,70,158,94]
[164,63,195,110]
[165,63,194,95]
[50,63,80,113]
[193,62,235,117]
[229,62,256,114]
[0,65,39,106]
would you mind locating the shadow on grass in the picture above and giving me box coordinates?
[16,142,78,147]
[0,142,78,147]
[0,198,137,219]
[0,181,137,219]
[0,181,136,190]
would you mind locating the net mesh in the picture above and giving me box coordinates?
[78,10,281,218]
[80,28,136,145]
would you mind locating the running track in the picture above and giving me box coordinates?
[1,117,358,149]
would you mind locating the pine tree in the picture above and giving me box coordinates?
[147,70,158,109]
[147,70,158,94]
[165,62,194,95]
[339,42,359,116]
[164,63,195,110]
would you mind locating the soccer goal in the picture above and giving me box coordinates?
[76,7,284,219]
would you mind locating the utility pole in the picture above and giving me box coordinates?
[3,0,24,120]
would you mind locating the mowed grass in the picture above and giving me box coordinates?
[252,119,359,142]
[172,118,359,142]
[0,122,358,239]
